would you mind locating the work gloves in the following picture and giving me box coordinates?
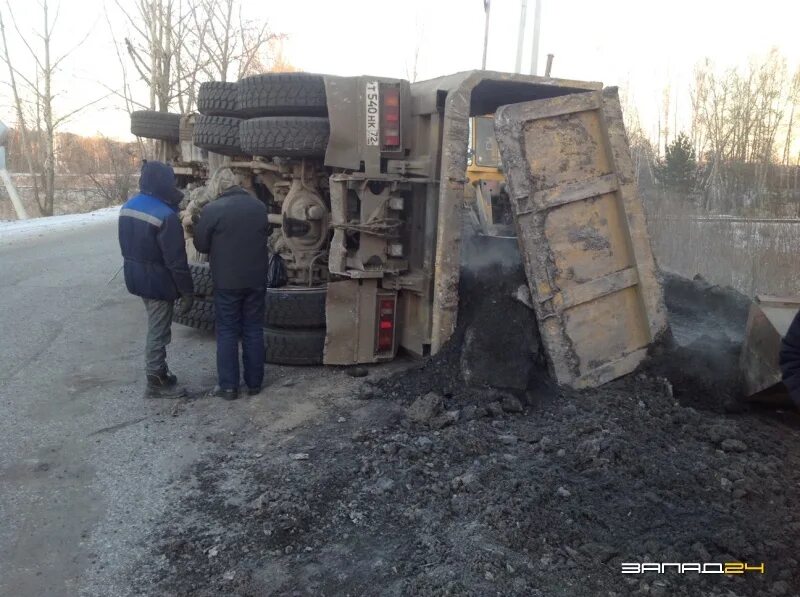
[176,294,195,316]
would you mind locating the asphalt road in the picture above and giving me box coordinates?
[0,219,338,595]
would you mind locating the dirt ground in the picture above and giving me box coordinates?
[126,258,800,596]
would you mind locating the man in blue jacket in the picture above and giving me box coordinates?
[119,161,194,398]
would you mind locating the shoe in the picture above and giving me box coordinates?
[148,368,177,386]
[145,372,186,399]
[247,386,262,396]
[162,369,178,386]
[212,386,239,401]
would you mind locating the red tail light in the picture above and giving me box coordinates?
[376,297,396,353]
[380,86,401,150]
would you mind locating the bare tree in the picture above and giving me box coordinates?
[195,0,281,81]
[782,68,800,167]
[695,51,790,168]
[0,1,106,216]
[682,50,800,213]
[174,1,211,113]
[660,83,671,152]
[104,7,147,115]
[619,86,655,187]
[689,62,710,159]
[0,8,39,210]
[85,137,138,206]
[115,0,282,116]
[116,0,188,112]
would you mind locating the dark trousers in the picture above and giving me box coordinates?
[213,288,266,390]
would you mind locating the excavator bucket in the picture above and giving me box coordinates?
[740,296,800,400]
[494,87,668,389]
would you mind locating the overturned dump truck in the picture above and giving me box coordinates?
[130,70,668,388]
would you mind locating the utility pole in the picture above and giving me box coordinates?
[545,53,554,77]
[481,0,491,70]
[0,121,29,220]
[514,0,527,73]
[529,0,542,75]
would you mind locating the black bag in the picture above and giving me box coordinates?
[267,253,288,288]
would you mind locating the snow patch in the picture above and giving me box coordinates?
[0,207,120,246]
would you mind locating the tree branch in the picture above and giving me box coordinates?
[52,93,114,128]
[124,37,152,85]
[7,2,44,71]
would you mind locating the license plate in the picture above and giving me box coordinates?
[365,81,380,146]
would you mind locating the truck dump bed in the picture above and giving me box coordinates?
[495,87,668,388]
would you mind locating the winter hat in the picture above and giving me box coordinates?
[206,167,239,199]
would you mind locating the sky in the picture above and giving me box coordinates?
[1,0,799,143]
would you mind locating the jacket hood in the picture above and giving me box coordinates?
[139,160,183,207]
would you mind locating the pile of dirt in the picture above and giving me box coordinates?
[127,263,800,596]
[134,379,800,596]
[662,273,751,346]
[368,266,752,416]
[643,273,753,413]
[363,261,553,411]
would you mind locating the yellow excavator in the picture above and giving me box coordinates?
[465,115,514,237]
[740,296,800,404]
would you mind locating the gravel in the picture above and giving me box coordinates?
[125,263,800,596]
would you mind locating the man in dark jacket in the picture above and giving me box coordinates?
[119,161,194,398]
[194,168,268,400]
[780,310,800,408]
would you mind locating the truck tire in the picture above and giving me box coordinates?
[264,326,324,365]
[240,117,329,158]
[238,73,327,117]
[197,81,239,117]
[193,115,243,156]
[130,111,180,143]
[173,297,215,331]
[265,286,326,329]
[189,263,214,299]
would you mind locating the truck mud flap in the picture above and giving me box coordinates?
[494,87,668,389]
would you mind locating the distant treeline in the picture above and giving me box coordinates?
[4,128,139,208]
[625,49,800,217]
[4,128,138,176]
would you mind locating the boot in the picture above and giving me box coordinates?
[145,370,186,399]
[161,368,178,386]
[210,386,239,401]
